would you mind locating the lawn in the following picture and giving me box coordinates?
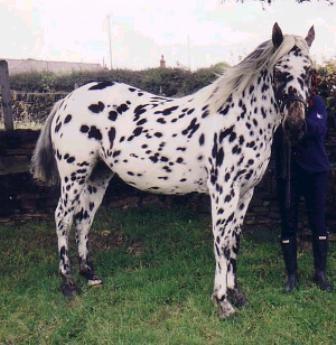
[0,205,335,345]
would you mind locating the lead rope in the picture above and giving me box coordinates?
[285,136,291,210]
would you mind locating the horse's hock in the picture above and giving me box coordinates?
[1,128,336,231]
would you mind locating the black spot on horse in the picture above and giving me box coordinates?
[134,104,148,121]
[80,125,89,133]
[219,125,235,143]
[182,118,200,138]
[117,104,129,114]
[219,104,230,116]
[232,145,241,155]
[199,133,205,146]
[108,111,118,121]
[261,83,269,93]
[88,101,105,113]
[113,150,121,158]
[229,132,237,143]
[137,119,147,126]
[155,106,179,116]
[133,127,143,137]
[56,150,62,160]
[108,128,116,148]
[89,81,114,90]
[88,126,102,141]
[149,156,159,163]
[55,122,62,133]
[224,194,232,203]
[157,118,166,124]
[202,110,210,118]
[216,148,224,166]
[64,114,72,124]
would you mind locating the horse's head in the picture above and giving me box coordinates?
[272,23,315,141]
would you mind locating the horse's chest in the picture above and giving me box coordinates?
[241,149,271,189]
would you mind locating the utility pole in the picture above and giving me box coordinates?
[187,35,191,70]
[107,14,113,69]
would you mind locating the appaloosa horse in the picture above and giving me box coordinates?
[32,23,315,318]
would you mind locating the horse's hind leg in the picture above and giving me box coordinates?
[55,161,94,297]
[74,162,113,286]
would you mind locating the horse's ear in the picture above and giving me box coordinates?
[305,25,315,47]
[272,22,283,49]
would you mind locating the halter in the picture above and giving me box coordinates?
[277,92,307,113]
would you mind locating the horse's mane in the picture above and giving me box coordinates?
[198,35,311,112]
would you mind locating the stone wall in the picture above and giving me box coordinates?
[0,129,335,233]
[0,92,67,124]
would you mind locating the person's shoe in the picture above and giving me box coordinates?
[312,234,333,292]
[281,236,298,293]
[313,270,333,292]
[284,272,299,292]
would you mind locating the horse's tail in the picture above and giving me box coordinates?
[31,100,62,186]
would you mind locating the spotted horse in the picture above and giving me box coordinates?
[31,23,315,318]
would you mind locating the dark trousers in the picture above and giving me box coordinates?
[277,162,328,240]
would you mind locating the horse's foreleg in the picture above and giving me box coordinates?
[75,168,113,286]
[226,188,254,308]
[210,187,240,318]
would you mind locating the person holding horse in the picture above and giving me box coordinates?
[275,68,333,293]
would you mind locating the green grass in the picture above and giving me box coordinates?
[0,205,335,345]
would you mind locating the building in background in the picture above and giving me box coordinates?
[4,58,103,75]
[160,54,166,68]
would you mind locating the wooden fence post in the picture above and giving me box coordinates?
[0,60,14,131]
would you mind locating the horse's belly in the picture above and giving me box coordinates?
[112,157,208,195]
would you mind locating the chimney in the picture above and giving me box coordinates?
[160,54,166,68]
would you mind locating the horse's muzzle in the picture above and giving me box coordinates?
[283,101,306,143]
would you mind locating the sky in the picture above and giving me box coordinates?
[0,0,335,70]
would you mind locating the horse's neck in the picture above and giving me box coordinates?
[246,71,280,131]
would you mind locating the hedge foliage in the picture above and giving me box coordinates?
[8,61,336,122]
[9,63,228,97]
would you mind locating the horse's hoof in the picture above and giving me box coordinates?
[217,301,236,319]
[212,293,236,319]
[227,288,248,308]
[87,277,103,287]
[61,281,79,298]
